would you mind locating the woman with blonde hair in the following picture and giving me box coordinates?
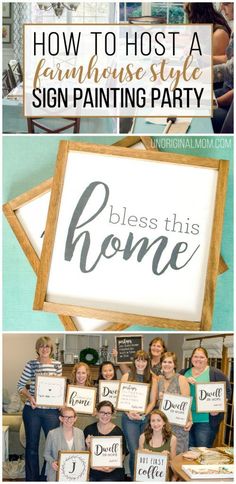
[121,350,157,478]
[17,336,62,481]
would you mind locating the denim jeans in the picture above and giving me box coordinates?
[23,405,60,481]
[189,422,217,448]
[122,413,148,478]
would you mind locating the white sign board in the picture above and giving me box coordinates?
[35,375,66,407]
[90,436,122,468]
[98,380,120,407]
[196,382,226,413]
[134,450,168,481]
[66,385,97,414]
[116,382,149,413]
[160,393,192,426]
[34,142,228,332]
[58,451,90,481]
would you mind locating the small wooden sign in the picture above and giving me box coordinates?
[57,451,90,481]
[115,335,143,364]
[134,450,168,481]
[98,380,120,407]
[66,385,97,414]
[116,381,150,413]
[160,393,192,427]
[90,436,122,469]
[35,375,66,407]
[196,382,226,413]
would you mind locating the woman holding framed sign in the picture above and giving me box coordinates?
[139,409,177,478]
[121,350,157,479]
[44,406,85,481]
[84,400,128,481]
[180,347,231,447]
[157,352,192,454]
[17,336,62,481]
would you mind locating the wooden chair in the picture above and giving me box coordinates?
[8,60,23,87]
[27,117,81,134]
[2,70,12,97]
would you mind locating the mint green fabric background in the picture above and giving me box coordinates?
[3,135,233,332]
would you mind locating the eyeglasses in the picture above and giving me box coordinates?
[39,344,51,349]
[61,416,75,421]
[99,411,112,417]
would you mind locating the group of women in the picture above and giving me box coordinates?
[17,336,231,481]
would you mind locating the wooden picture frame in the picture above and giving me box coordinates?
[90,436,122,468]
[134,450,168,482]
[160,393,192,427]
[3,4,11,18]
[115,335,143,364]
[116,381,150,413]
[66,385,97,414]
[3,136,156,332]
[35,375,66,407]
[98,380,120,407]
[57,451,90,481]
[2,24,11,44]
[195,382,226,413]
[33,141,229,331]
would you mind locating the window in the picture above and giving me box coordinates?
[120,2,184,23]
[31,3,115,23]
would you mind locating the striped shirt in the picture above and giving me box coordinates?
[17,359,62,406]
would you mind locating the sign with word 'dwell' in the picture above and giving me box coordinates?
[98,380,120,407]
[160,393,192,426]
[196,382,226,413]
[33,142,228,331]
[66,385,97,414]
[58,451,90,481]
[90,436,122,468]
[115,335,143,363]
[134,450,168,481]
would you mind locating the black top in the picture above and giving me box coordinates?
[84,422,128,481]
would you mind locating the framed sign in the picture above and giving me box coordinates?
[160,393,192,427]
[57,451,90,481]
[134,450,168,481]
[90,436,122,468]
[196,382,226,413]
[98,380,120,407]
[3,137,157,332]
[116,382,150,413]
[66,385,97,414]
[33,141,228,331]
[35,375,66,407]
[115,335,143,364]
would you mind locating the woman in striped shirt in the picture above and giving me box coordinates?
[17,336,62,481]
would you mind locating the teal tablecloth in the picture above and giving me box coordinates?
[2,100,116,134]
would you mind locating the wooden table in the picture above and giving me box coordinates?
[171,453,233,482]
